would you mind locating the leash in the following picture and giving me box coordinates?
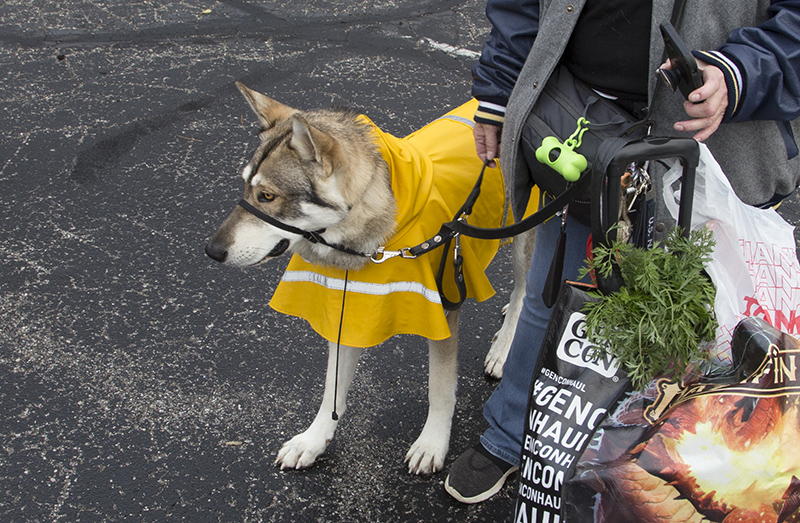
[237,162,588,261]
[236,161,592,310]
[426,161,592,309]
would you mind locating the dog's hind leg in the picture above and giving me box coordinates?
[405,308,460,475]
[275,342,362,470]
[484,228,535,379]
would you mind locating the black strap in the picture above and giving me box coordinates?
[331,269,349,420]
[419,107,650,252]
[541,210,568,308]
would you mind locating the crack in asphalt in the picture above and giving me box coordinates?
[0,0,467,50]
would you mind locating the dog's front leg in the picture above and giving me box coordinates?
[276,342,362,470]
[405,308,460,475]
[485,228,535,378]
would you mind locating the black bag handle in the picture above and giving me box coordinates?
[590,136,700,294]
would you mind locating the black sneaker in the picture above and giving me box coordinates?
[444,443,518,504]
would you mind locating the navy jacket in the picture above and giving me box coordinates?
[473,0,800,209]
[473,0,800,124]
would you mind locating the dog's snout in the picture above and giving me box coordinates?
[205,240,228,263]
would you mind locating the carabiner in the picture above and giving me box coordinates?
[453,233,462,261]
[370,247,416,264]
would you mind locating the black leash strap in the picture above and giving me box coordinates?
[413,166,591,257]
[431,162,592,310]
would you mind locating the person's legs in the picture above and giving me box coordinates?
[481,211,592,465]
[445,209,591,503]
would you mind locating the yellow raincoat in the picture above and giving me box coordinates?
[269,100,518,347]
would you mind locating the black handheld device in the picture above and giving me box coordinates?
[656,21,704,100]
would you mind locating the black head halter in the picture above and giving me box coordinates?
[237,199,371,258]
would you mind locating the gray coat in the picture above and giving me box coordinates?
[501,0,800,215]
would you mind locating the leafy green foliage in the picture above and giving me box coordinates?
[580,227,717,389]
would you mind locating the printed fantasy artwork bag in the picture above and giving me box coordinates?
[562,316,800,523]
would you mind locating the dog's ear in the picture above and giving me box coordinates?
[236,82,295,129]
[289,116,341,177]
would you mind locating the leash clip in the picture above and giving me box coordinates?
[453,233,462,261]
[370,246,416,264]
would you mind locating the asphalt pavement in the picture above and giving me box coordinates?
[2,1,799,522]
[1,1,524,521]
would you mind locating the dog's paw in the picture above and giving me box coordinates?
[405,436,447,475]
[484,304,517,379]
[484,333,511,379]
[484,348,506,379]
[275,432,330,470]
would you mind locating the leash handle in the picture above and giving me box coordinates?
[436,234,467,311]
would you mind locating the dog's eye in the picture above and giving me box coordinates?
[258,192,275,203]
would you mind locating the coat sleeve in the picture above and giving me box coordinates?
[471,0,541,109]
[694,0,800,122]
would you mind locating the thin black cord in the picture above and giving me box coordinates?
[332,270,349,420]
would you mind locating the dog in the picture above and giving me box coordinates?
[205,83,534,475]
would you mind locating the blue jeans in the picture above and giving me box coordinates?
[480,209,592,466]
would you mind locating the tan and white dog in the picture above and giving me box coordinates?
[205,83,534,475]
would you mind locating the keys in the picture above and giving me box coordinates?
[625,162,651,211]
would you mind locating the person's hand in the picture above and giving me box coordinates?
[664,58,728,141]
[474,122,501,168]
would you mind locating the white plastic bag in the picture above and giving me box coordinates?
[663,143,800,364]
